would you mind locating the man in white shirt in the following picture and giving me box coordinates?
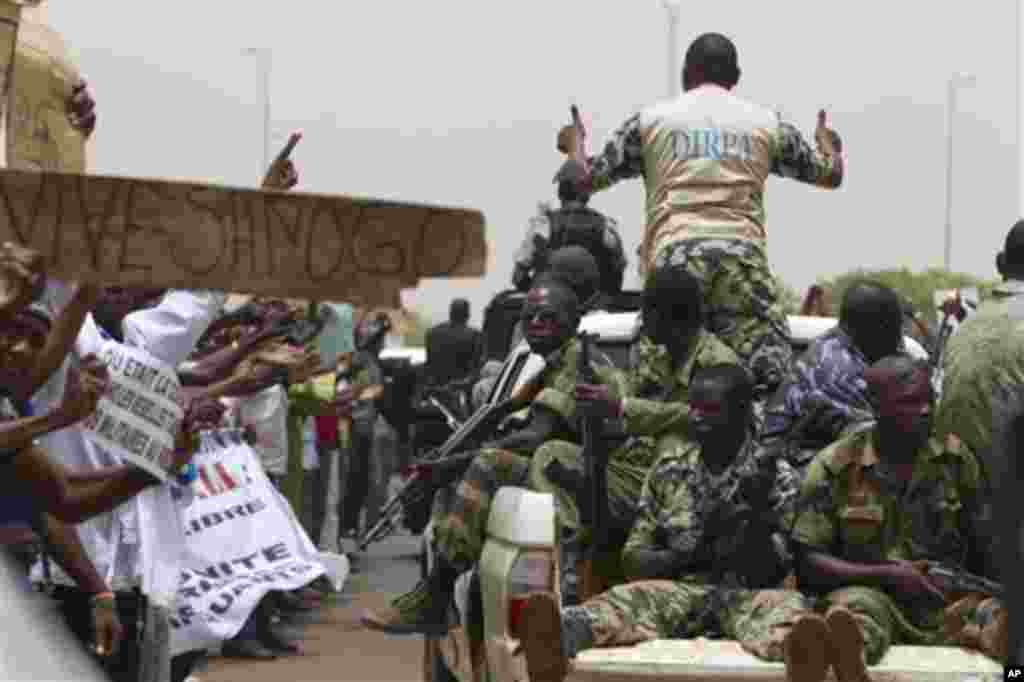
[40,287,225,682]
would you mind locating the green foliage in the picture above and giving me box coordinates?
[814,267,999,318]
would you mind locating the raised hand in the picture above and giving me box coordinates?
[815,109,842,155]
[68,80,97,138]
[57,356,111,425]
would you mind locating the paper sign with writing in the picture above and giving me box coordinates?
[0,167,488,307]
[168,433,325,655]
[80,342,182,481]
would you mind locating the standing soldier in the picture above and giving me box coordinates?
[569,32,843,395]
[513,131,628,304]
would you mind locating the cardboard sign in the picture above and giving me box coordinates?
[80,342,183,482]
[0,167,488,307]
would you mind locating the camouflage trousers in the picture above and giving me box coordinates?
[816,586,1007,664]
[568,581,811,661]
[652,238,792,392]
[528,437,662,541]
[431,448,531,573]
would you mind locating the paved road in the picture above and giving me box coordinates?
[201,534,429,682]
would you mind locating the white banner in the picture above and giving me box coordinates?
[167,432,325,656]
[81,342,183,482]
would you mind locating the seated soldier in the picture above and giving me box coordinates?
[761,280,908,478]
[791,355,1003,682]
[528,267,738,580]
[361,278,621,635]
[506,246,608,354]
[519,364,827,682]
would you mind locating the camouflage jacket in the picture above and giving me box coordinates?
[625,436,799,586]
[620,331,739,450]
[792,427,983,567]
[532,338,624,436]
[937,282,1024,461]
[762,326,900,456]
[583,86,842,274]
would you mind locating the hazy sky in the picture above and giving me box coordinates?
[46,1,1017,326]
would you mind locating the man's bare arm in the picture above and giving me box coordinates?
[40,513,107,593]
[11,446,157,524]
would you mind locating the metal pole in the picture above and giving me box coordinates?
[944,78,955,271]
[262,53,271,174]
[663,2,680,98]
[1019,0,1024,219]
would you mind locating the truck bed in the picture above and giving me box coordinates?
[567,639,1002,681]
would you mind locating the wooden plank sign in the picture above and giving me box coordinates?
[0,167,488,307]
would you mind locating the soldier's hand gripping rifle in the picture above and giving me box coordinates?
[577,331,611,601]
[357,363,550,550]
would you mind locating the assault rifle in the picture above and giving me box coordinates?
[577,331,611,601]
[357,360,551,550]
[920,562,1003,600]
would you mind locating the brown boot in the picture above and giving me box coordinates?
[361,557,458,636]
[784,613,831,682]
[520,593,569,682]
[826,606,872,682]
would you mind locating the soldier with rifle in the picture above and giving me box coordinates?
[791,355,1005,681]
[361,278,620,636]
[529,266,738,601]
[518,364,811,682]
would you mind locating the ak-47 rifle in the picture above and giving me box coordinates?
[700,403,832,587]
[919,562,1003,600]
[357,360,552,550]
[577,331,611,601]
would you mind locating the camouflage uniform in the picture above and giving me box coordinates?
[651,238,792,393]
[584,95,842,391]
[560,438,809,661]
[529,331,739,539]
[760,326,911,480]
[792,427,1005,663]
[431,339,622,573]
[936,280,1024,481]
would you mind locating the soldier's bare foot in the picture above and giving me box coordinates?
[826,606,871,682]
[520,592,569,682]
[784,613,830,682]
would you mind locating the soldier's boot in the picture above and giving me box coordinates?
[361,556,458,636]
[520,593,594,682]
[784,613,831,682]
[825,606,871,682]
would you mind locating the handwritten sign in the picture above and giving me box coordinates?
[80,342,183,481]
[0,167,488,307]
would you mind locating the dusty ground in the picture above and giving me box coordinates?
[201,535,427,682]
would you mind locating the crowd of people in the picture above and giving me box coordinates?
[0,10,1018,682]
